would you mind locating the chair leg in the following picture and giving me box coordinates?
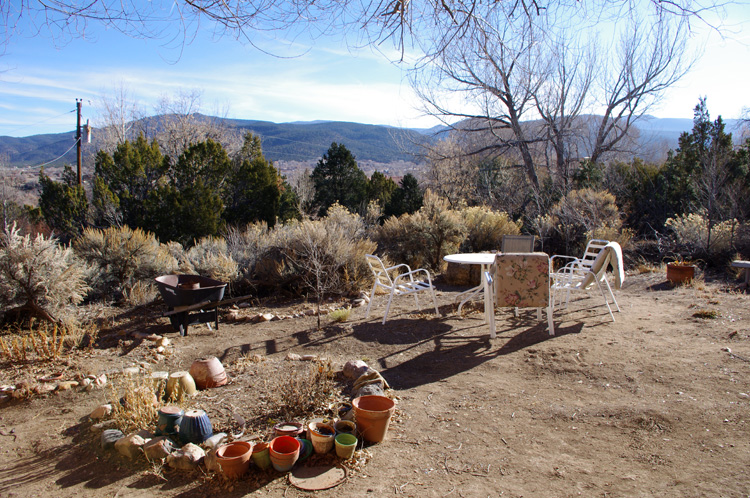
[383,290,396,324]
[430,289,440,317]
[536,308,542,321]
[595,280,616,322]
[602,276,621,312]
[483,276,495,337]
[546,306,555,335]
[365,283,378,320]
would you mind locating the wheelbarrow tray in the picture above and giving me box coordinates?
[154,275,227,308]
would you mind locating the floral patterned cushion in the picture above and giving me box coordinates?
[494,253,550,308]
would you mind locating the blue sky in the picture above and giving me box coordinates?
[1,4,749,138]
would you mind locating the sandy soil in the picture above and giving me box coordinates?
[1,270,749,498]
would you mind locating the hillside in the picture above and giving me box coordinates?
[0,119,430,169]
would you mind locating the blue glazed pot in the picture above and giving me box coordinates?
[179,409,213,444]
[156,406,184,436]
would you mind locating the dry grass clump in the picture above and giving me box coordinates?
[108,374,160,434]
[692,309,719,319]
[268,360,338,421]
[329,308,352,323]
[0,321,97,363]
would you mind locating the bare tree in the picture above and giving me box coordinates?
[2,0,728,61]
[95,82,145,154]
[413,1,695,196]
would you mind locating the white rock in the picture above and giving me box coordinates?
[202,432,227,449]
[343,360,369,379]
[286,353,302,361]
[260,313,274,322]
[304,309,316,316]
[167,443,205,470]
[56,381,79,391]
[156,346,166,354]
[122,367,140,376]
[95,374,107,388]
[270,314,281,321]
[143,436,174,460]
[300,355,318,361]
[156,337,170,348]
[90,404,112,420]
[352,299,366,307]
[115,434,146,459]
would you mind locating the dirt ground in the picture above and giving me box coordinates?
[1,269,749,498]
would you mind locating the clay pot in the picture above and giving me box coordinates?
[156,406,184,436]
[216,441,253,478]
[353,395,395,443]
[179,409,213,445]
[296,438,313,462]
[667,263,696,284]
[251,441,272,470]
[273,421,304,437]
[269,436,300,472]
[335,433,357,459]
[189,357,228,389]
[309,422,335,454]
[334,420,356,436]
[306,417,333,440]
[166,371,197,400]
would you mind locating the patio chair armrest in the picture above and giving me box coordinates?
[384,263,412,274]
[550,255,579,270]
[392,268,433,285]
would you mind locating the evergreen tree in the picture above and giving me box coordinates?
[385,173,423,217]
[37,165,88,241]
[311,142,368,216]
[367,171,398,207]
[224,133,292,228]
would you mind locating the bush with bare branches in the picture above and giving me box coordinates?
[0,224,89,323]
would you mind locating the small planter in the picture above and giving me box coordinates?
[335,433,357,460]
[269,436,300,472]
[353,395,396,443]
[251,441,272,470]
[216,441,253,478]
[309,422,335,454]
[189,357,228,389]
[667,263,696,284]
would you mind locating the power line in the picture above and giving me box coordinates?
[1,109,77,137]
[29,137,81,169]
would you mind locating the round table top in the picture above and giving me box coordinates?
[444,253,497,265]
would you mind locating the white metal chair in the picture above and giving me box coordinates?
[485,252,554,338]
[550,240,622,322]
[365,254,440,324]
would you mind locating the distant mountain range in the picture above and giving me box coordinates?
[0,115,742,170]
[0,118,432,170]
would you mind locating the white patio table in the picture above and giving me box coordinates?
[444,252,497,323]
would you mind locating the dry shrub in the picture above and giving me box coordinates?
[0,223,89,323]
[0,321,96,363]
[73,225,177,300]
[108,374,160,434]
[329,308,352,323]
[181,236,239,283]
[375,190,466,271]
[665,212,736,261]
[542,188,626,256]
[459,206,521,252]
[123,281,159,306]
[272,360,337,420]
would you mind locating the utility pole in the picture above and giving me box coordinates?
[76,99,82,186]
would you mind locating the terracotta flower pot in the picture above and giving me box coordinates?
[189,357,228,389]
[216,441,253,478]
[269,436,300,472]
[353,395,395,443]
[273,421,304,437]
[667,263,696,284]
